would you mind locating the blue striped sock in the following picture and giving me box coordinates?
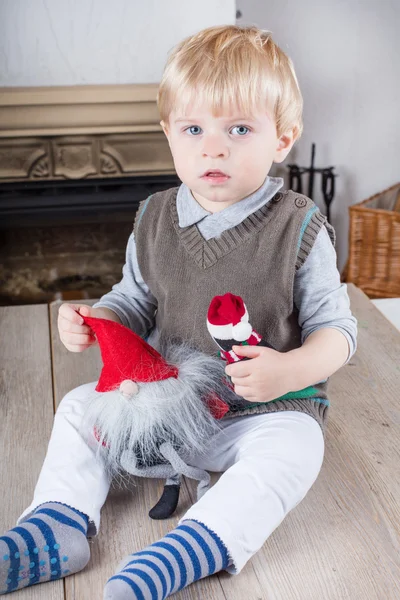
[0,502,90,595]
[104,519,230,599]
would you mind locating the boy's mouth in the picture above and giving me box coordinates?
[201,170,230,184]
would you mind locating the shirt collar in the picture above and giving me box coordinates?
[176,176,284,229]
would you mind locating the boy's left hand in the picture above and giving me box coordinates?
[225,345,294,403]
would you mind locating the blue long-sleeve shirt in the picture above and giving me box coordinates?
[94,176,357,361]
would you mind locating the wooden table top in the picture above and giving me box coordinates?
[1,284,400,600]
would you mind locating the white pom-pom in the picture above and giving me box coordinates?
[119,380,139,397]
[232,322,252,341]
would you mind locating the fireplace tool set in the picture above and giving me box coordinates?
[287,143,337,222]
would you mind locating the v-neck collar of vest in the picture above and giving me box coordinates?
[169,188,285,270]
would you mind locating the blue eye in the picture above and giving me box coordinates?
[231,125,250,136]
[186,126,202,135]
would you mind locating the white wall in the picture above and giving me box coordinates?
[238,0,399,270]
[0,0,235,86]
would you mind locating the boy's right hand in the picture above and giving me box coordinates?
[58,304,120,353]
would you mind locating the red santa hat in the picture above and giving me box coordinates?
[83,316,178,392]
[206,293,253,342]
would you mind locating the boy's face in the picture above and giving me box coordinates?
[161,101,295,213]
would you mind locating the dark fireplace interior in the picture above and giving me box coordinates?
[0,174,180,305]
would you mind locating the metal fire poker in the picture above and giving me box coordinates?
[287,143,337,222]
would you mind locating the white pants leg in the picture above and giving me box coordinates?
[17,382,110,537]
[181,411,325,574]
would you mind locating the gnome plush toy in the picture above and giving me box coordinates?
[80,316,233,520]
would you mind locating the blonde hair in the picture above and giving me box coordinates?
[157,25,303,139]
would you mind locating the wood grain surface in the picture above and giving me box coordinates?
[0,305,64,600]
[1,284,399,599]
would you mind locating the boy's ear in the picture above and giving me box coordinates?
[160,120,170,140]
[273,130,296,164]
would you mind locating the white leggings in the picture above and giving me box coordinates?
[18,382,324,573]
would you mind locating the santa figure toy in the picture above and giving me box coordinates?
[207,293,274,364]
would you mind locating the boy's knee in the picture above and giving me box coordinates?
[238,413,324,481]
[288,414,325,480]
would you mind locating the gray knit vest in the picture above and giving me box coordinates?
[134,187,335,432]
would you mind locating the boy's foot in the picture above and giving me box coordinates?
[103,519,229,599]
[0,502,90,595]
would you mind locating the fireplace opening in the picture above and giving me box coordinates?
[0,174,180,306]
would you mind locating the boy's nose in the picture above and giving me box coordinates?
[201,136,229,159]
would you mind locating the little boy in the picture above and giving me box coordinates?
[0,25,357,598]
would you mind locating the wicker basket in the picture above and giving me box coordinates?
[344,182,400,298]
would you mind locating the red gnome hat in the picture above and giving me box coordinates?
[207,293,252,342]
[83,316,178,392]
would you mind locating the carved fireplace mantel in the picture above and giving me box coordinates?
[0,83,175,183]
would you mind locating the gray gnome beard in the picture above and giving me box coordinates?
[80,342,233,478]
